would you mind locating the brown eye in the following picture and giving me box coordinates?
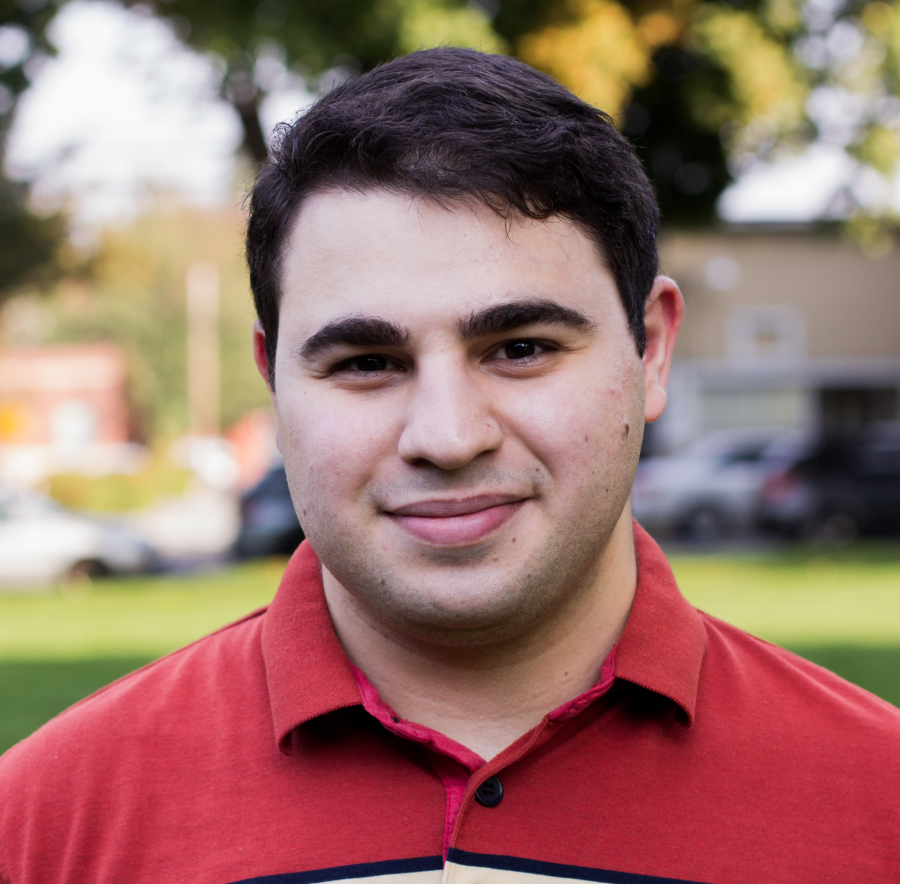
[504,341,536,359]
[353,355,389,372]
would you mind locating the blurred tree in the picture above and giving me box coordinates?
[135,0,738,223]
[0,0,66,301]
[512,0,900,235]
[7,0,900,242]
[142,0,900,229]
[514,0,809,224]
[132,0,505,163]
[38,205,270,438]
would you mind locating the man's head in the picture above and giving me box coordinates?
[247,47,660,385]
[246,49,682,654]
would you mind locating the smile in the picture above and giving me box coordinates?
[386,495,527,546]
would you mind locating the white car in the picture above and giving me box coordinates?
[0,481,154,588]
[631,428,788,540]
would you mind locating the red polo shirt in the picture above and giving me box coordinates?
[1,525,898,883]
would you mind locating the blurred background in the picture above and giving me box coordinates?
[0,0,898,750]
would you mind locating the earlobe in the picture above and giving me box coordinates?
[642,276,684,424]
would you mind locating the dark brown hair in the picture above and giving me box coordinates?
[246,47,659,381]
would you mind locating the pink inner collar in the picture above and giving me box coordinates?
[349,647,616,755]
[349,661,486,772]
[348,647,617,859]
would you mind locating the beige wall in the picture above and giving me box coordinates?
[660,228,900,361]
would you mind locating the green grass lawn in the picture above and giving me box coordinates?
[0,559,286,754]
[0,559,285,660]
[1,544,899,754]
[669,542,900,709]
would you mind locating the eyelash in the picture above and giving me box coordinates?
[337,355,405,374]
[327,338,558,376]
[492,340,557,362]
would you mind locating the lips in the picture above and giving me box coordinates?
[386,494,526,545]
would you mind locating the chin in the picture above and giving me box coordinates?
[338,553,572,643]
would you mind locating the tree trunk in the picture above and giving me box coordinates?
[235,96,269,165]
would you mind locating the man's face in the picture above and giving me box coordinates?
[265,190,669,647]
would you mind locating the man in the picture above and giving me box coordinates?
[1,48,898,884]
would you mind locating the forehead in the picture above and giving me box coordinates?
[279,189,619,331]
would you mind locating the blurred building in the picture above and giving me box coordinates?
[651,227,900,452]
[0,343,142,484]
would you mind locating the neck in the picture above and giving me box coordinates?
[322,515,637,761]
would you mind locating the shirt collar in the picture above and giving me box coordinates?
[614,522,708,724]
[261,542,361,754]
[262,522,707,753]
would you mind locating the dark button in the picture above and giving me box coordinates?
[474,775,503,807]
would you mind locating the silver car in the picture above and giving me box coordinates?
[0,480,154,588]
[632,428,789,540]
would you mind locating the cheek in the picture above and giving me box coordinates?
[512,375,639,471]
[276,392,398,507]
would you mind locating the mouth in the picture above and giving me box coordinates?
[385,494,527,546]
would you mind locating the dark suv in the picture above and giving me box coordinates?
[234,465,305,558]
[759,422,900,543]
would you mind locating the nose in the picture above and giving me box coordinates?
[397,360,503,470]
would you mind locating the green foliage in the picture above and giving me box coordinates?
[0,2,67,300]
[43,205,271,439]
[760,0,804,36]
[623,49,735,226]
[133,0,506,161]
[49,277,190,440]
[8,0,900,247]
[394,0,505,54]
[48,454,190,512]
[149,0,501,73]
[687,5,808,135]
[850,123,900,175]
[0,178,65,299]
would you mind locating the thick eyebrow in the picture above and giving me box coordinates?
[459,299,596,340]
[298,316,410,360]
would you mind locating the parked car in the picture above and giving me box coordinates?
[0,480,155,587]
[631,428,789,540]
[759,422,900,543]
[234,464,305,557]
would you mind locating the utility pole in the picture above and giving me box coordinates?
[186,262,220,437]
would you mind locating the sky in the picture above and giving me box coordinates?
[2,0,886,232]
[5,0,311,235]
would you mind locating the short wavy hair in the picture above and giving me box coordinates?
[246,47,659,383]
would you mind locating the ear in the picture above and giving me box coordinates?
[642,276,684,424]
[252,320,276,404]
[253,320,282,452]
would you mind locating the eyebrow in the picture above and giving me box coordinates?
[298,298,594,361]
[459,299,595,340]
[299,316,410,360]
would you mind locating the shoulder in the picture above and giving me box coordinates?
[627,609,900,853]
[695,610,900,755]
[0,606,270,789]
[0,607,295,884]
